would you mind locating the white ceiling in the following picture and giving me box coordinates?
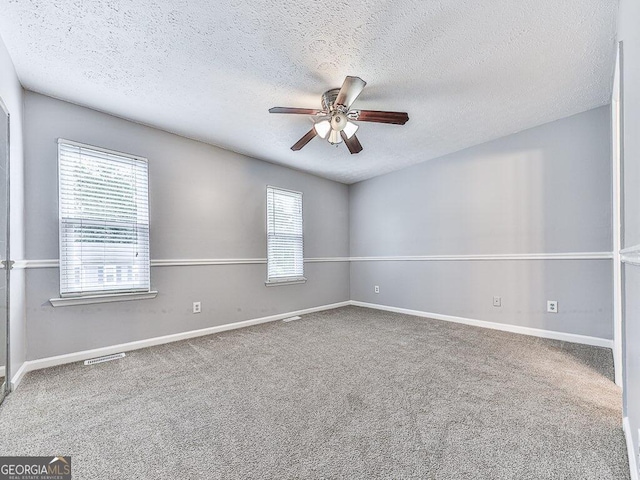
[0,0,618,184]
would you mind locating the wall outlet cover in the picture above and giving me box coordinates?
[547,300,558,313]
[374,285,380,294]
[193,301,201,314]
[493,296,501,307]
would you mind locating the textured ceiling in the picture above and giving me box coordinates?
[0,0,618,183]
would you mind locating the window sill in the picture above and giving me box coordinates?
[50,291,158,307]
[265,278,307,287]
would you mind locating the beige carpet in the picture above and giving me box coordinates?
[0,306,630,479]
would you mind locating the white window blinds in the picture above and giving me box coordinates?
[58,140,150,296]
[266,186,304,283]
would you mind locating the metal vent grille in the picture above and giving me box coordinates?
[83,352,126,366]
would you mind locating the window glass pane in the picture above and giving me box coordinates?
[266,187,303,281]
[58,141,150,295]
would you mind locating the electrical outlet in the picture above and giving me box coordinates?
[547,301,558,313]
[493,296,501,307]
[193,301,201,314]
[374,285,380,294]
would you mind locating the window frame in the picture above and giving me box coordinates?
[56,138,154,301]
[265,185,306,286]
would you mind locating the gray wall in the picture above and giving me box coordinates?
[0,32,26,381]
[619,0,640,474]
[350,107,613,339]
[24,92,349,360]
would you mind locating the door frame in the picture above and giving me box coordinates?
[612,41,624,388]
[0,95,10,403]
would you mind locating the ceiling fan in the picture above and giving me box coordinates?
[269,76,409,154]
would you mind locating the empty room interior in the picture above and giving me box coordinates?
[0,0,639,478]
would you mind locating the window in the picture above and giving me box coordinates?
[266,186,305,284]
[58,139,150,297]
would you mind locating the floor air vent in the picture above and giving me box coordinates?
[84,352,126,366]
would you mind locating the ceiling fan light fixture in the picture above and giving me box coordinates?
[330,112,348,132]
[268,76,409,154]
[313,119,331,139]
[328,129,343,144]
[343,121,359,139]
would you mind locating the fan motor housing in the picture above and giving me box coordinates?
[321,88,342,112]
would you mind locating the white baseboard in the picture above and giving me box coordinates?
[624,417,639,480]
[11,299,614,390]
[349,301,614,349]
[11,301,350,389]
[9,361,27,391]
[0,365,4,378]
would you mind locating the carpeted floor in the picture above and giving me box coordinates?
[0,306,629,479]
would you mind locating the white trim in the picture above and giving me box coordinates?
[153,258,266,266]
[349,301,614,348]
[621,244,640,266]
[12,301,350,382]
[304,257,350,263]
[620,245,640,254]
[19,258,351,268]
[350,252,613,262]
[621,256,640,266]
[50,291,158,307]
[0,365,4,378]
[17,253,613,269]
[624,417,639,480]
[612,44,624,388]
[265,278,307,286]
[10,361,27,391]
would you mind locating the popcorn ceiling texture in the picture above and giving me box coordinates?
[0,0,618,183]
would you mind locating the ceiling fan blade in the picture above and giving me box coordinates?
[334,76,367,110]
[340,131,363,154]
[269,107,322,115]
[291,128,317,151]
[350,110,409,125]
